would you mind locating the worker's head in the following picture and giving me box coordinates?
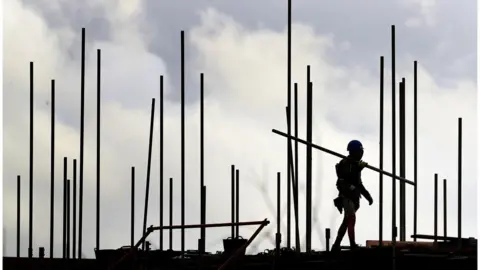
[347,140,364,161]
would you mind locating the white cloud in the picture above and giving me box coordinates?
[400,0,438,27]
[3,0,476,259]
[405,17,422,28]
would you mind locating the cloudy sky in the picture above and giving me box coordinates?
[3,0,477,259]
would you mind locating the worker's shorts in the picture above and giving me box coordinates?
[342,197,359,218]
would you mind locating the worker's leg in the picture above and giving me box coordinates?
[332,198,355,251]
[343,198,358,247]
[332,222,347,252]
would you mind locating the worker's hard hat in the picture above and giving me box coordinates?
[347,140,363,152]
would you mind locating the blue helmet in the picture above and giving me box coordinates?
[347,140,363,152]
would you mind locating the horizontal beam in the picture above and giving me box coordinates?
[272,129,415,186]
[108,219,270,270]
[412,234,476,242]
[366,240,434,248]
[149,220,270,231]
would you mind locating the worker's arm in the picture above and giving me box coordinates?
[358,180,373,204]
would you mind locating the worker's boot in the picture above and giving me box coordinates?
[331,234,345,253]
[331,221,348,253]
[349,243,359,250]
[331,242,341,253]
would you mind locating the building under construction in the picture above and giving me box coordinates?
[3,0,477,269]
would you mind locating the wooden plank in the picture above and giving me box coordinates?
[366,240,434,248]
[412,234,476,242]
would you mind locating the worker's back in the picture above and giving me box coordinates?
[335,158,363,188]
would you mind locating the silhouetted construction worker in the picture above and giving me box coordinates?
[332,140,373,251]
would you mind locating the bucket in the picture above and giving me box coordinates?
[223,236,248,257]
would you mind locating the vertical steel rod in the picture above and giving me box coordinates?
[325,228,330,252]
[235,169,240,237]
[73,160,77,259]
[391,25,397,270]
[285,106,294,249]
[294,83,300,251]
[63,157,67,258]
[159,75,164,250]
[231,165,235,238]
[180,30,186,255]
[142,98,156,249]
[275,172,282,260]
[17,175,21,258]
[306,68,312,253]
[78,27,86,259]
[443,179,447,239]
[200,185,206,253]
[28,61,34,259]
[169,177,173,250]
[391,24,397,244]
[379,56,384,245]
[286,102,292,248]
[131,167,135,248]
[413,61,418,242]
[96,48,102,252]
[67,179,70,259]
[200,73,205,250]
[434,174,438,243]
[286,0,292,249]
[399,78,406,241]
[458,117,462,247]
[287,135,298,249]
[50,79,55,258]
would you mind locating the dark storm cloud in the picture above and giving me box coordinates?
[14,0,476,139]
[21,0,476,103]
[141,0,475,92]
[20,0,112,43]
